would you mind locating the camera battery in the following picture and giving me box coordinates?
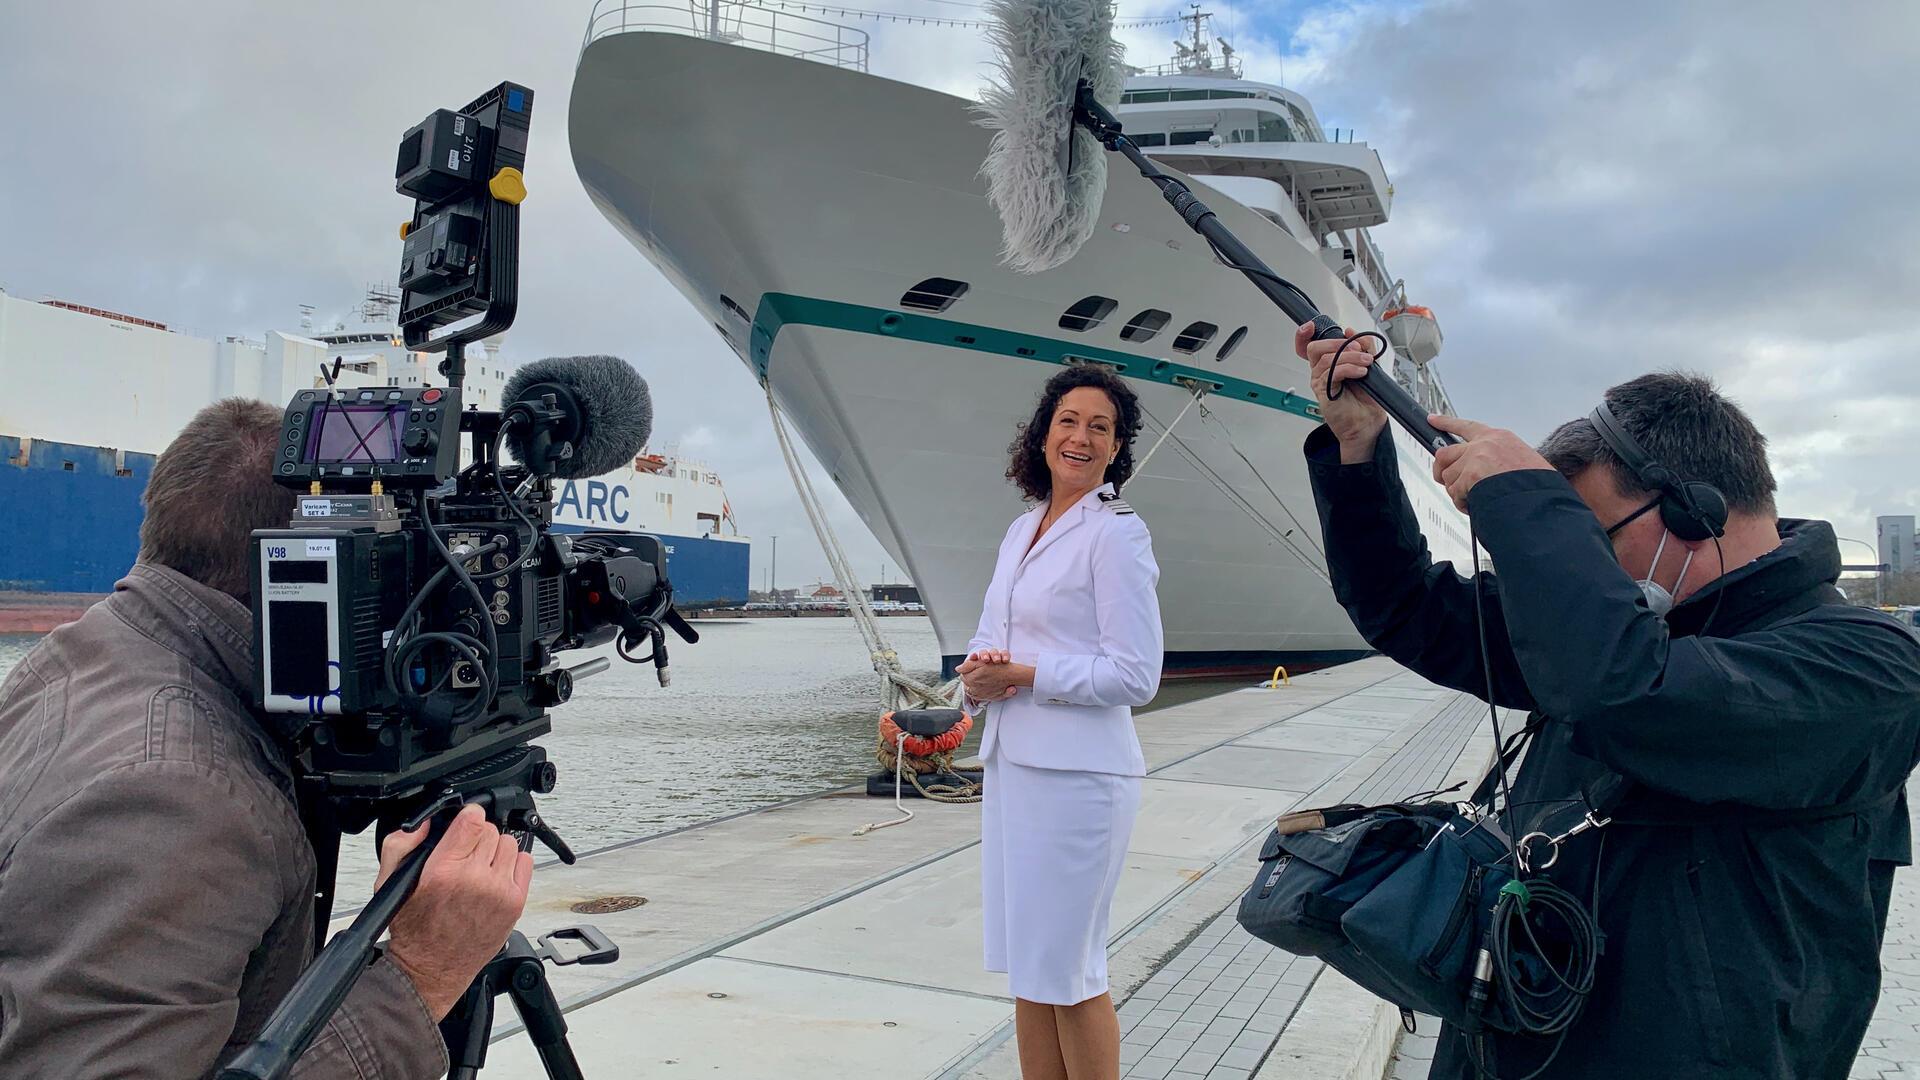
[253,527,407,716]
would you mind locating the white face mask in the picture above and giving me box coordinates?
[1637,529,1696,617]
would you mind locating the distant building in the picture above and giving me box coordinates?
[872,583,921,605]
[810,584,843,599]
[1880,515,1916,574]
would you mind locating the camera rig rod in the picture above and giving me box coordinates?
[221,746,582,1080]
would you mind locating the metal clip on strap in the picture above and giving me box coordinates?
[1516,810,1612,872]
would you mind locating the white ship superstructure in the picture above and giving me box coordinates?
[570,2,1469,672]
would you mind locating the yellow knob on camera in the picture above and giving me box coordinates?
[489,167,527,205]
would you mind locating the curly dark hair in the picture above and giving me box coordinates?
[1005,365,1144,501]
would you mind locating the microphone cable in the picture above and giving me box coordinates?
[1463,531,1603,1079]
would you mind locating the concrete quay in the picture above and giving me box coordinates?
[353,657,1498,1079]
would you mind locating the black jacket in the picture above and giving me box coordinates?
[1304,426,1920,1080]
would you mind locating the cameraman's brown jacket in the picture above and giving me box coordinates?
[0,562,447,1079]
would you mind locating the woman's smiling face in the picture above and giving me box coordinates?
[1045,386,1119,497]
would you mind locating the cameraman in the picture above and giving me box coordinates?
[0,399,533,1078]
[1299,328,1920,1079]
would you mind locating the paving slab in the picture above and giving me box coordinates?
[721,846,1203,998]
[1127,778,1307,861]
[482,956,1012,1079]
[1234,720,1398,757]
[1155,745,1355,793]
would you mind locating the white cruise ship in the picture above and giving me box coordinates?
[569,2,1470,674]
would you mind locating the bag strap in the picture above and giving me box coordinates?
[1468,716,1541,809]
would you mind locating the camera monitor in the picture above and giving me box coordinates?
[395,81,533,355]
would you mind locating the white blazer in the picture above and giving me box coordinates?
[967,482,1164,776]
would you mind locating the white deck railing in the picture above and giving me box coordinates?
[582,0,870,73]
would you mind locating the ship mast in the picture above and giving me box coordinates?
[1166,5,1240,79]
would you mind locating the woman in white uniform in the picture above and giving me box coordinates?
[959,365,1163,1080]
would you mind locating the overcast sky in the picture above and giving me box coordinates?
[2,0,1914,588]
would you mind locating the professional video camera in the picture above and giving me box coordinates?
[226,81,693,1080]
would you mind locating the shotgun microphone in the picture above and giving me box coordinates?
[974,0,1453,451]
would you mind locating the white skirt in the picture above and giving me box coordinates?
[980,750,1141,1005]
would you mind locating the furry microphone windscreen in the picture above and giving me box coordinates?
[501,355,654,479]
[976,0,1124,273]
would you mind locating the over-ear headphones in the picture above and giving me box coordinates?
[1588,403,1728,542]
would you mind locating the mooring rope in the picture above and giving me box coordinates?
[764,385,960,716]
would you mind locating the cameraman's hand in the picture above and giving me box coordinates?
[1295,323,1388,463]
[376,803,534,1020]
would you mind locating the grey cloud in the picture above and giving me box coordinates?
[1282,0,1920,537]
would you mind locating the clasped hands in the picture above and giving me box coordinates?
[956,648,1029,704]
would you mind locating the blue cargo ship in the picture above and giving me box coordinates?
[0,287,750,610]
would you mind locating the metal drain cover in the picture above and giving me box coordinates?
[570,895,648,914]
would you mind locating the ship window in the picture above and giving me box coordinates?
[899,277,969,312]
[62,461,75,472]
[1257,115,1293,142]
[1169,130,1214,146]
[720,294,752,323]
[1172,321,1218,353]
[1216,325,1248,361]
[1208,89,1254,99]
[1118,309,1170,343]
[1124,89,1169,103]
[1059,296,1118,332]
[1132,132,1168,147]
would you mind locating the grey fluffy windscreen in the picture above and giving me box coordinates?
[976,0,1124,273]
[502,355,653,479]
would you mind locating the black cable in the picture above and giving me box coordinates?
[412,499,503,724]
[1700,536,1728,636]
[1325,332,1391,404]
[381,541,503,707]
[1471,527,1525,874]
[483,414,543,583]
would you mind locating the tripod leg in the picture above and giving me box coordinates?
[440,966,498,1080]
[498,935,585,1080]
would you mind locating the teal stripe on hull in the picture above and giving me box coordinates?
[749,293,1326,422]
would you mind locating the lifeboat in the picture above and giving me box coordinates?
[1382,304,1443,365]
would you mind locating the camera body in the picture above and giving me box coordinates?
[248,81,690,830]
[250,384,678,817]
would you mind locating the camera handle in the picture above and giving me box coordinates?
[222,746,589,1080]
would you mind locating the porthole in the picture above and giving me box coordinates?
[1216,325,1248,361]
[1172,321,1218,353]
[1059,295,1118,332]
[720,294,752,323]
[1119,309,1171,343]
[899,277,969,312]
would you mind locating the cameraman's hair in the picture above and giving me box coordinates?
[139,398,297,600]
[1538,371,1776,516]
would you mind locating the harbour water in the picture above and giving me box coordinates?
[0,616,1240,905]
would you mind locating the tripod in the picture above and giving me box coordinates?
[220,745,619,1080]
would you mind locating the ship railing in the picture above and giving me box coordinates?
[1127,56,1244,79]
[583,0,870,73]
